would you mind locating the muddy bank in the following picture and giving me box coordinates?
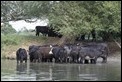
[2,38,121,60]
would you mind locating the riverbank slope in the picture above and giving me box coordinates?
[1,33,121,60]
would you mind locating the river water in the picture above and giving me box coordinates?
[1,59,121,81]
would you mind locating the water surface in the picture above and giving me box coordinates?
[1,59,121,81]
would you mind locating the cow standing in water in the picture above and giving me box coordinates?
[16,48,27,63]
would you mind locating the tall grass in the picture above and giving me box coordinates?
[1,34,20,46]
[1,32,58,59]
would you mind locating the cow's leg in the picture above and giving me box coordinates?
[33,59,36,63]
[36,32,39,36]
[50,58,53,62]
[38,58,40,63]
[102,57,107,63]
[44,58,47,62]
[79,57,83,64]
[91,59,96,64]
[84,59,89,64]
[17,58,19,63]
[55,59,58,63]
[36,32,38,36]
[30,57,33,62]
[25,59,27,63]
[20,60,23,63]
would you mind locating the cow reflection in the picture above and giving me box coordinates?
[16,63,27,74]
[29,63,52,80]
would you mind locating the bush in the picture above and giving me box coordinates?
[1,34,20,48]
[1,23,16,34]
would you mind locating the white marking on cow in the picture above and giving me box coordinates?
[49,48,53,54]
[50,45,53,48]
[85,56,90,60]
[78,57,81,61]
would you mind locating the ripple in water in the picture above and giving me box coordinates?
[79,74,98,81]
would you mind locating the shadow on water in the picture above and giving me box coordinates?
[1,59,121,81]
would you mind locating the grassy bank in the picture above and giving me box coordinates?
[1,32,121,59]
[1,32,60,59]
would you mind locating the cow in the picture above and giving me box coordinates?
[38,46,54,62]
[48,28,62,38]
[29,45,55,63]
[68,45,80,63]
[16,48,27,63]
[29,45,41,62]
[35,26,49,36]
[51,46,67,63]
[79,47,102,64]
[79,43,109,64]
[35,26,62,38]
[75,29,96,41]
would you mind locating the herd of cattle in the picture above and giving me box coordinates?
[16,43,109,64]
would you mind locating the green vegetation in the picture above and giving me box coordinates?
[1,1,121,42]
[1,32,121,59]
[1,23,16,35]
[1,32,61,59]
[1,1,121,59]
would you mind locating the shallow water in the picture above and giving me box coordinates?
[1,59,121,81]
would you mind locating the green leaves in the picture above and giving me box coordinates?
[47,1,121,39]
[1,1,121,40]
[1,23,16,34]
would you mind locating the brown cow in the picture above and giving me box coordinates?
[38,46,54,62]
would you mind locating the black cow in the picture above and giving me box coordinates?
[69,45,81,63]
[48,28,62,38]
[79,47,102,64]
[29,45,41,62]
[35,26,49,36]
[79,43,109,64]
[16,48,27,63]
[52,46,67,63]
[76,29,96,41]
[35,26,62,38]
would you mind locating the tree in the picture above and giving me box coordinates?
[1,1,121,43]
[47,1,121,42]
[1,1,51,22]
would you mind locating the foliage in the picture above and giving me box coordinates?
[1,23,16,34]
[1,1,51,22]
[47,1,121,41]
[1,1,121,41]
[1,34,20,47]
